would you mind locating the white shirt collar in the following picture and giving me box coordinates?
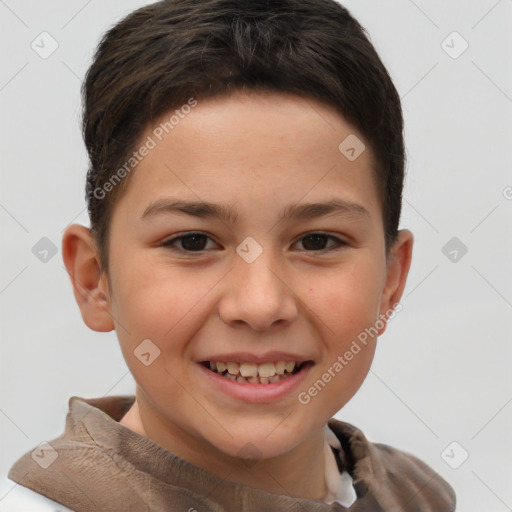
[322,424,358,508]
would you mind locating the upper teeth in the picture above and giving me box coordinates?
[209,361,299,377]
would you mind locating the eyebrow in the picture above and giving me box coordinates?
[141,198,370,224]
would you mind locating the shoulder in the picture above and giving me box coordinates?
[371,442,457,510]
[0,477,75,512]
[327,418,456,512]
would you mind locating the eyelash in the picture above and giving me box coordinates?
[160,232,347,255]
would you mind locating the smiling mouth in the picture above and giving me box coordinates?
[200,360,312,384]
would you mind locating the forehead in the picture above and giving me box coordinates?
[112,90,381,227]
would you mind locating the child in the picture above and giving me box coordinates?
[3,0,456,510]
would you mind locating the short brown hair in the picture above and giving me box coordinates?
[83,0,405,272]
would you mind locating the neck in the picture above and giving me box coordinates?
[119,392,328,501]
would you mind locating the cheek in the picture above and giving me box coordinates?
[110,258,216,354]
[110,270,201,394]
[314,260,383,342]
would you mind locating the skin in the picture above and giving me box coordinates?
[62,89,413,501]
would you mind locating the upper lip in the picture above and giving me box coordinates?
[198,351,313,364]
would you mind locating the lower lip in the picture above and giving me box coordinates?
[197,363,313,403]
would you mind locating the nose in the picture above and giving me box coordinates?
[218,247,299,332]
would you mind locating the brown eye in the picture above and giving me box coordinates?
[296,233,346,252]
[161,233,215,253]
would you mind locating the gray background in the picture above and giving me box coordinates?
[1,1,511,510]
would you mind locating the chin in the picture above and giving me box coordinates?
[221,437,296,463]
[202,419,307,463]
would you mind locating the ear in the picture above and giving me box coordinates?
[377,229,413,336]
[61,224,114,332]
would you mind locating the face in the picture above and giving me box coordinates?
[100,90,399,461]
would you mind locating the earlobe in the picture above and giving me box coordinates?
[61,224,115,332]
[377,229,414,336]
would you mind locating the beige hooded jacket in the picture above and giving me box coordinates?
[7,395,456,512]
